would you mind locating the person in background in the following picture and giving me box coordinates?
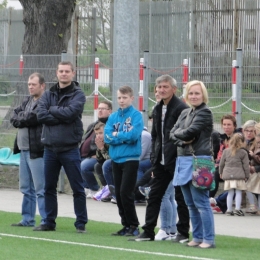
[170,80,215,248]
[92,122,111,201]
[246,124,260,215]
[35,61,87,233]
[104,85,143,237]
[80,100,112,198]
[219,133,250,216]
[10,72,46,227]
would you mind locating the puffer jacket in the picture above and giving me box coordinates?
[37,81,86,153]
[150,95,187,171]
[10,96,44,159]
[170,103,213,156]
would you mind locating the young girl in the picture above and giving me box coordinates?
[219,133,250,216]
[247,132,260,215]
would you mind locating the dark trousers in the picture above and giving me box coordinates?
[209,167,223,198]
[175,185,190,238]
[94,162,107,186]
[112,160,139,227]
[44,148,88,229]
[142,164,173,237]
[142,163,190,238]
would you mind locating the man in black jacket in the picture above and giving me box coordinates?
[130,74,190,242]
[35,61,87,233]
[10,73,46,227]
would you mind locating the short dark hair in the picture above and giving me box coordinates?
[118,86,133,96]
[100,100,112,110]
[57,61,74,71]
[221,114,237,128]
[94,122,105,131]
[29,72,45,85]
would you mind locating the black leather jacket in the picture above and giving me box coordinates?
[150,95,187,171]
[170,103,213,156]
[10,96,44,159]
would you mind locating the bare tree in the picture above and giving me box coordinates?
[1,0,76,128]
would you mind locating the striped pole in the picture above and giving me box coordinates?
[19,55,24,75]
[139,58,144,113]
[182,59,188,101]
[94,57,99,121]
[232,60,237,116]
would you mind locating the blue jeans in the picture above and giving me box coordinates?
[102,159,114,186]
[19,150,46,226]
[181,181,215,245]
[44,148,88,229]
[137,159,152,181]
[160,181,177,234]
[81,157,99,191]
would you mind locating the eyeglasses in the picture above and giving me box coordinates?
[244,130,255,133]
[97,107,109,111]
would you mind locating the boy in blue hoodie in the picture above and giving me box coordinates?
[104,85,144,237]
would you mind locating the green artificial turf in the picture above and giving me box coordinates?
[0,211,259,260]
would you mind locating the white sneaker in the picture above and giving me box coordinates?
[155,229,171,241]
[86,189,97,199]
[209,197,217,207]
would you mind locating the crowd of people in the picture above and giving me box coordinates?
[9,61,260,249]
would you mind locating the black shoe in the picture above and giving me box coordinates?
[111,226,129,236]
[101,195,112,202]
[33,224,55,231]
[76,226,86,233]
[108,185,115,197]
[11,223,26,227]
[128,231,154,241]
[172,233,189,243]
[125,226,140,236]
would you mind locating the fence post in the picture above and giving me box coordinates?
[94,57,99,121]
[232,60,237,116]
[236,48,243,128]
[143,51,150,127]
[139,58,144,113]
[19,55,24,75]
[182,59,188,100]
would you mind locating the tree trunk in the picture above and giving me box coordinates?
[1,0,76,129]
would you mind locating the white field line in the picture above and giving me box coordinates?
[0,233,221,260]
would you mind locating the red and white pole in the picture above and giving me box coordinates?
[94,57,99,121]
[182,59,188,101]
[232,60,237,116]
[139,58,144,113]
[19,55,24,76]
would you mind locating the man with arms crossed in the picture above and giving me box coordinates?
[10,73,46,227]
[35,61,87,233]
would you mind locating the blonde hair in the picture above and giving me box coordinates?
[184,80,209,106]
[229,133,245,156]
[255,122,260,134]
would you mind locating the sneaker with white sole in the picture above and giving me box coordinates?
[226,211,234,216]
[209,197,217,207]
[172,233,189,243]
[125,226,140,236]
[86,189,98,199]
[138,186,151,199]
[245,204,257,214]
[128,231,154,241]
[234,209,244,216]
[211,206,222,214]
[154,229,171,241]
